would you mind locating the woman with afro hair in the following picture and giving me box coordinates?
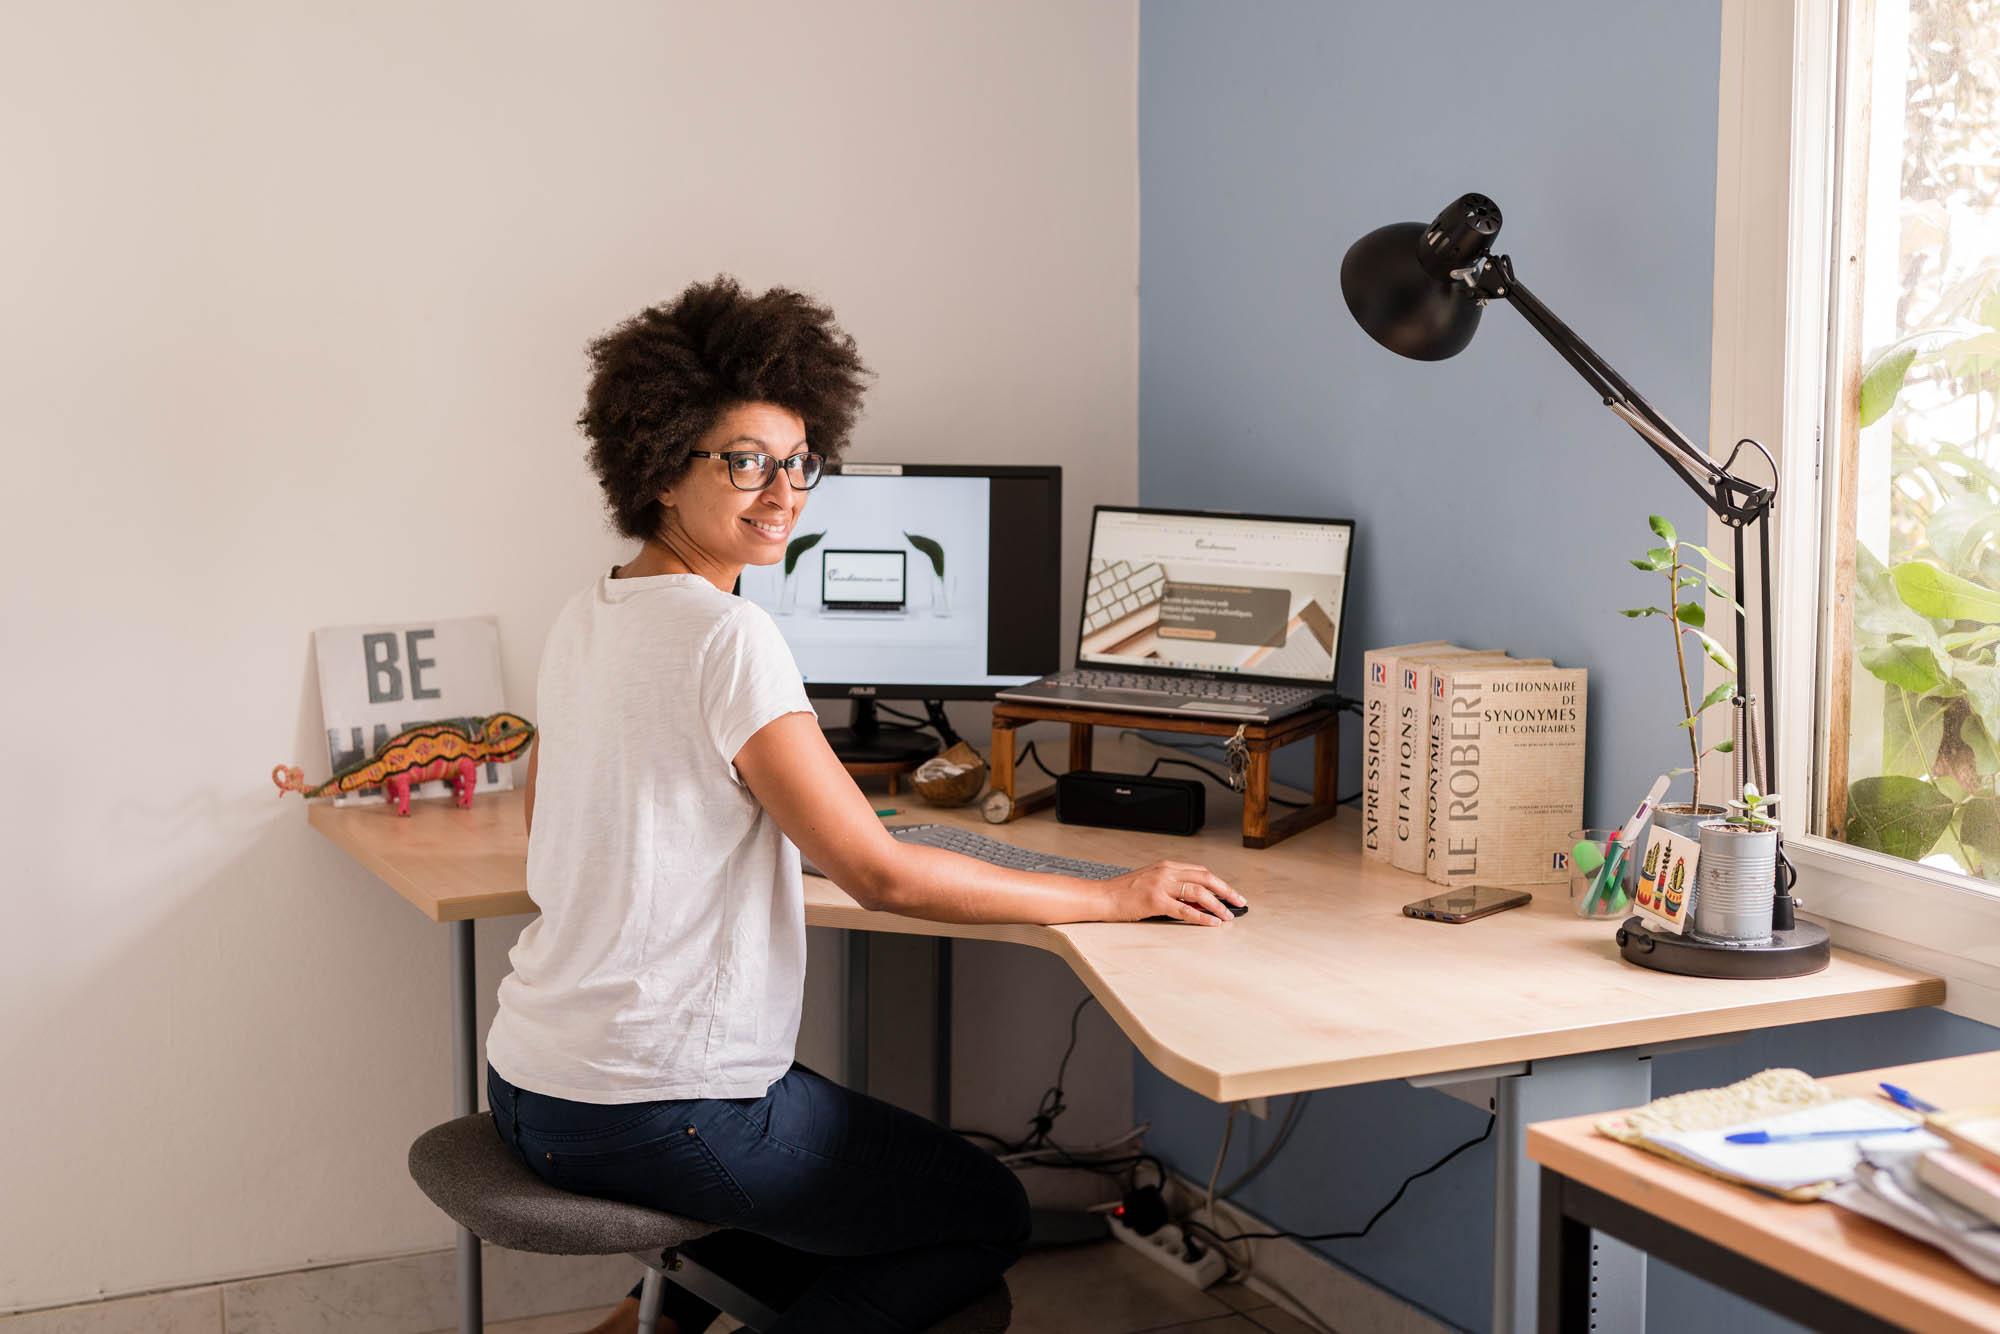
[483,277,1243,1333]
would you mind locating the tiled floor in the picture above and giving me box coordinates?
[447,1240,1323,1334]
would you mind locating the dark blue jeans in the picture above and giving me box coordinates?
[488,1062,1029,1332]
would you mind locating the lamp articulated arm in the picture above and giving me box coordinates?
[1460,253,1796,926]
[1342,193,1818,959]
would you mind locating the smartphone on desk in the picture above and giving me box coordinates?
[1403,887,1531,923]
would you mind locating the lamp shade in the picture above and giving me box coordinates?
[1340,193,1503,361]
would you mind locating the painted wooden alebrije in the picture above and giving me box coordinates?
[272,712,535,815]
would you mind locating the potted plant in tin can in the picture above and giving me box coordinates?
[1693,783,1782,941]
[1623,514,1740,838]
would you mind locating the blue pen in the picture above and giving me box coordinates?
[1880,1082,1941,1114]
[1724,1124,1923,1145]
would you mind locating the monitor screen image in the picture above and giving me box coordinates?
[736,464,1061,697]
[820,549,907,609]
[1078,508,1353,684]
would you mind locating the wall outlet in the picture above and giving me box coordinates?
[1106,1214,1228,1290]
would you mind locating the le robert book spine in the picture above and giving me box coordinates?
[1425,665,1589,887]
[1390,648,1507,874]
[1361,640,1450,862]
[1420,659,1550,881]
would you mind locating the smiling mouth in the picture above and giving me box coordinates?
[742,516,791,538]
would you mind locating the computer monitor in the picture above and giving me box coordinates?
[736,463,1062,761]
[1077,506,1354,686]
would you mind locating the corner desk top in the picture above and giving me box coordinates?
[309,781,1942,1102]
[1528,1051,2000,1334]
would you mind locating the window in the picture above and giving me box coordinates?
[1714,0,2000,1016]
[1822,0,2000,883]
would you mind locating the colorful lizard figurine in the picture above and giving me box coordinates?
[272,712,536,815]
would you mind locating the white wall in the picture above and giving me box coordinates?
[0,1,1137,1311]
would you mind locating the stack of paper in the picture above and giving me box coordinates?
[1643,1098,1939,1194]
[1832,1141,2000,1284]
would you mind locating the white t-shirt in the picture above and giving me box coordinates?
[485,570,814,1102]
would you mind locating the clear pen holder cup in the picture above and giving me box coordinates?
[1569,828,1638,919]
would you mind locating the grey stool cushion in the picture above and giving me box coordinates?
[412,1112,1011,1330]
[409,1113,719,1256]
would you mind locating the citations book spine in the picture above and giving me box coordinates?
[1390,648,1507,874]
[1426,665,1588,887]
[1421,659,1550,881]
[1361,641,1451,862]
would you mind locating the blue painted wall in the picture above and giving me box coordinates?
[1135,3,1998,1330]
[1140,0,1719,824]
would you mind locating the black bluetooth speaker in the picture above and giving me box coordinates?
[1056,770,1206,836]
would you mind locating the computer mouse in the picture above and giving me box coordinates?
[1145,900,1249,923]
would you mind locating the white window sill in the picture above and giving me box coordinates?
[1789,834,2000,1028]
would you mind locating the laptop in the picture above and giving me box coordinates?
[820,548,907,613]
[997,505,1355,723]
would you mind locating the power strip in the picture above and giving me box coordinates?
[1106,1214,1228,1290]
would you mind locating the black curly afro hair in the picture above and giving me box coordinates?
[579,276,872,542]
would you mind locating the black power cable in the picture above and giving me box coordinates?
[1023,994,1092,1147]
[1014,740,1062,783]
[1211,1113,1495,1243]
[954,993,1092,1153]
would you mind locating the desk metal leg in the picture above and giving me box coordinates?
[1493,1052,1650,1334]
[450,919,482,1334]
[1538,1169,1592,1333]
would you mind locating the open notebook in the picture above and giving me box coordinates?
[1644,1098,1940,1194]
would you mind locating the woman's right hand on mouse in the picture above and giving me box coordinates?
[1101,861,1243,925]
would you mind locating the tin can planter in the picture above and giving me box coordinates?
[1653,802,1726,841]
[1693,820,1778,943]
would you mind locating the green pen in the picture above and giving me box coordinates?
[874,807,899,817]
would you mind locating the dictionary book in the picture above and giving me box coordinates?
[1361,641,1451,862]
[1419,658,1551,880]
[1425,664,1588,886]
[1389,646,1509,874]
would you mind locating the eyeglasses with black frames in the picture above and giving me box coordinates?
[688,450,827,492]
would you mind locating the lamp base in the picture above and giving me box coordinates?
[1615,916,1830,979]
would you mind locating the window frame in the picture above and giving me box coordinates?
[1725,0,2000,1024]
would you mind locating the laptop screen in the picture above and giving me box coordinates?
[1078,508,1353,684]
[821,549,907,608]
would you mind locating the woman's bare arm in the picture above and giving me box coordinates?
[523,740,538,838]
[734,712,1242,926]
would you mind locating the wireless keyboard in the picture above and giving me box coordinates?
[886,824,1130,879]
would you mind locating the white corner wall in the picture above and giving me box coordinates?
[0,2,1137,1311]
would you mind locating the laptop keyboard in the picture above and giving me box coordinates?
[887,824,1130,880]
[1082,559,1168,636]
[1043,669,1325,709]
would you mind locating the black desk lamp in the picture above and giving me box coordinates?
[1341,193,1829,978]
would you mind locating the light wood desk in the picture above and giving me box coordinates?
[310,781,1942,1333]
[1530,1052,2000,1334]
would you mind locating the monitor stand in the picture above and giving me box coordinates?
[822,699,947,765]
